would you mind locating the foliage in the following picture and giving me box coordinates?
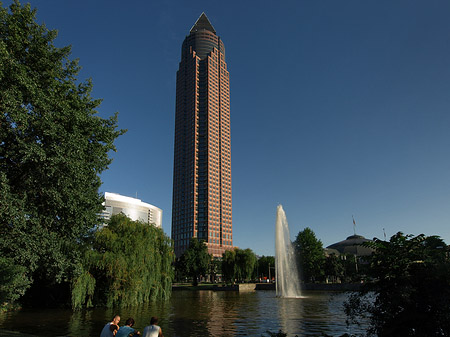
[177,238,210,286]
[71,214,174,309]
[345,232,450,337]
[235,248,257,281]
[0,256,31,305]
[222,249,237,283]
[222,248,257,283]
[209,257,222,283]
[0,1,124,305]
[324,254,344,283]
[257,255,275,280]
[294,227,325,282]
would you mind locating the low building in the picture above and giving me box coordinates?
[100,192,162,227]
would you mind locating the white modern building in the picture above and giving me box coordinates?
[100,192,162,227]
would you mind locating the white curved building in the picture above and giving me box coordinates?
[101,192,162,227]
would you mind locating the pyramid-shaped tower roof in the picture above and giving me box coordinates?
[190,12,216,34]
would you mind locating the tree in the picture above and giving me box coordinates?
[345,232,450,336]
[235,248,257,282]
[294,227,325,282]
[222,249,236,283]
[324,254,344,283]
[257,255,275,280]
[340,253,362,283]
[0,1,124,305]
[177,238,211,286]
[209,257,222,283]
[71,214,174,309]
[222,248,257,283]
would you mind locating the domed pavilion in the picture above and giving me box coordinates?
[326,234,374,256]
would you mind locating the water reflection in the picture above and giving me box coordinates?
[0,290,367,336]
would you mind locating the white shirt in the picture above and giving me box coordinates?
[142,324,161,337]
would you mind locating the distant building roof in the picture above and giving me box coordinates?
[326,234,374,256]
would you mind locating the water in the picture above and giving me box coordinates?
[0,290,368,336]
[275,205,302,298]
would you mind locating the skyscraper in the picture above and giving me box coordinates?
[172,13,232,257]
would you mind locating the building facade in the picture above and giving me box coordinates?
[172,13,232,257]
[101,192,162,227]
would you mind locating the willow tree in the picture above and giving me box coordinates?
[222,248,257,283]
[222,249,237,283]
[71,214,175,309]
[0,1,124,305]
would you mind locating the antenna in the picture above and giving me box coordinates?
[352,215,356,235]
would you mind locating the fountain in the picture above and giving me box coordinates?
[275,205,302,297]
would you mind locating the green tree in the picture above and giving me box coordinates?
[257,255,275,280]
[0,1,124,305]
[235,248,257,282]
[209,257,222,283]
[294,227,325,282]
[222,248,257,283]
[222,249,236,283]
[341,253,361,283]
[0,256,30,305]
[71,214,174,309]
[324,254,344,283]
[345,232,450,336]
[177,238,211,286]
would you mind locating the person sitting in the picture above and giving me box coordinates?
[116,317,140,337]
[100,315,120,337]
[142,317,163,337]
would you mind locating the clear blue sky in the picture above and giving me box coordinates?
[10,0,450,256]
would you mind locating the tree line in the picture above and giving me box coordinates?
[174,226,362,286]
[174,239,275,285]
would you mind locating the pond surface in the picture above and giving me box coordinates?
[0,290,367,336]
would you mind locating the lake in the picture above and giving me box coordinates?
[0,290,368,336]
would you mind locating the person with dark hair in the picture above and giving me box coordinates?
[142,317,163,337]
[100,315,120,337]
[116,317,140,337]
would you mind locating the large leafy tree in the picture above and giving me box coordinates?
[222,248,257,283]
[257,255,275,280]
[235,248,257,282]
[222,248,237,283]
[71,214,174,309]
[177,238,211,286]
[0,1,124,304]
[345,232,450,336]
[294,227,325,282]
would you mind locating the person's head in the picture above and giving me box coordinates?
[150,316,158,325]
[112,315,120,325]
[125,318,135,327]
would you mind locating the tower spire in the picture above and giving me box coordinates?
[190,12,216,34]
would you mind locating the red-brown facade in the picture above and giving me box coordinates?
[172,13,232,257]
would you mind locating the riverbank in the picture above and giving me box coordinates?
[172,282,362,292]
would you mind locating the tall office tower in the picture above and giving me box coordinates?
[172,13,232,257]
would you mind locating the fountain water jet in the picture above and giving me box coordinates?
[275,205,302,298]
